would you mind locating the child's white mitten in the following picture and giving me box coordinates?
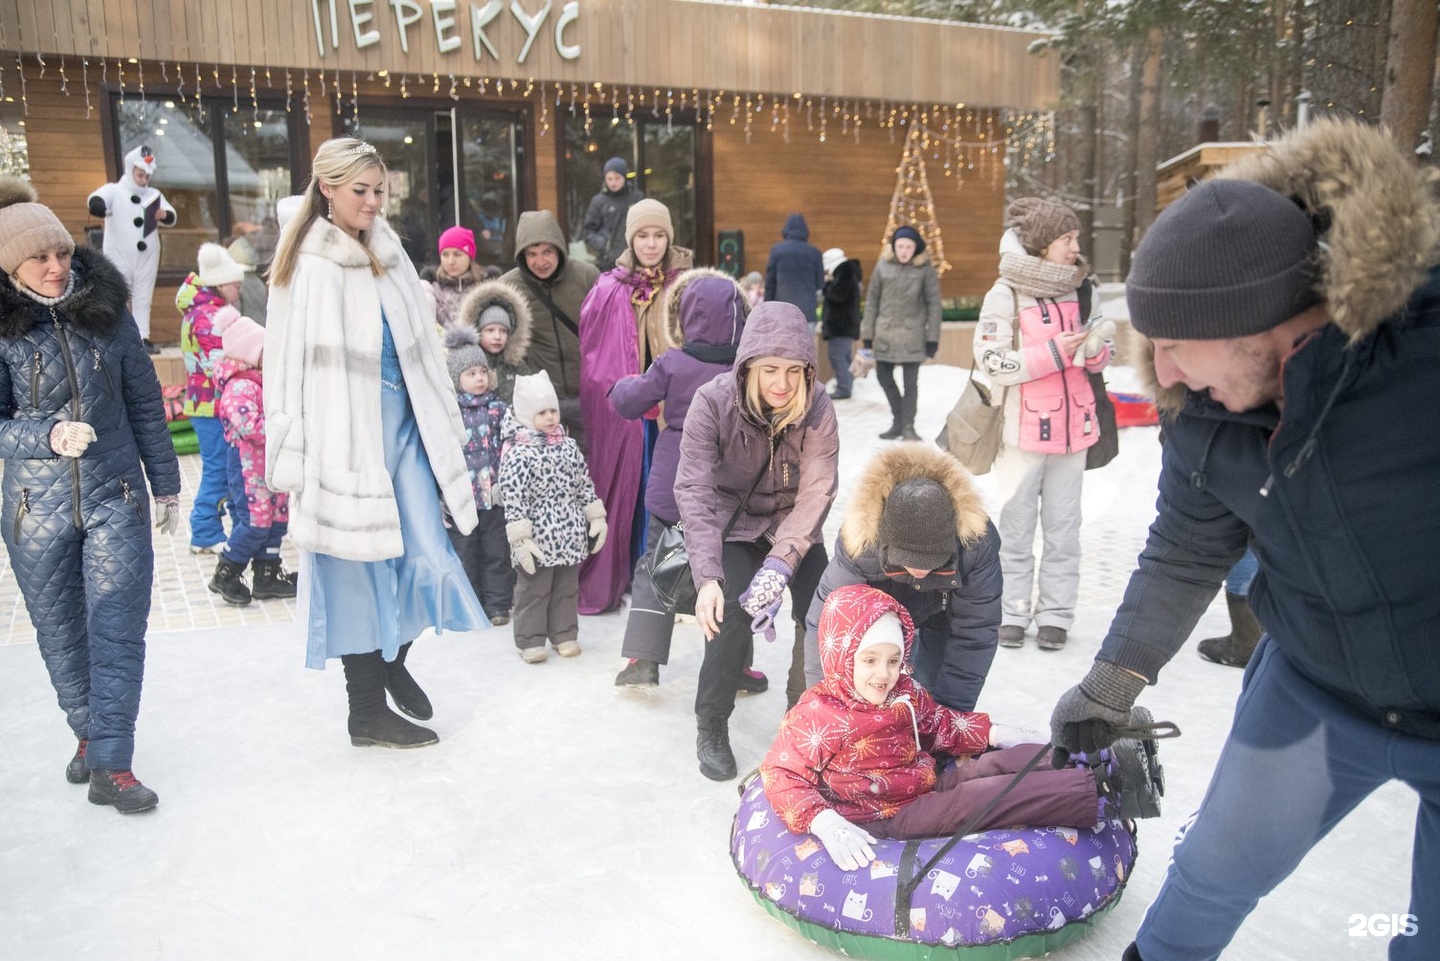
[809,809,877,871]
[583,499,608,554]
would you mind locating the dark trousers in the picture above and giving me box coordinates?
[694,540,827,720]
[876,360,921,429]
[869,745,1098,839]
[827,336,855,397]
[620,514,680,663]
[220,444,287,566]
[513,563,579,650]
[447,506,515,616]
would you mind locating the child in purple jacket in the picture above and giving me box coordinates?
[609,270,757,689]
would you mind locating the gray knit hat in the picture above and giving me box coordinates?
[1005,197,1081,256]
[477,302,514,332]
[444,323,492,393]
[877,479,956,572]
[1127,180,1322,340]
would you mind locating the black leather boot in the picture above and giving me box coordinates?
[1197,592,1263,668]
[384,642,433,720]
[209,557,252,606]
[343,651,438,748]
[250,558,298,599]
[696,715,737,781]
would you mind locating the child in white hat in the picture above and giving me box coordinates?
[497,371,607,662]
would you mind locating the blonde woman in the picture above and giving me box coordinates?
[673,301,839,781]
[265,138,488,749]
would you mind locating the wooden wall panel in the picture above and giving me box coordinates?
[2,0,1059,111]
[711,122,1005,301]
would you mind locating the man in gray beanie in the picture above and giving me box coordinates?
[1050,118,1440,961]
[581,156,645,272]
[802,446,1003,713]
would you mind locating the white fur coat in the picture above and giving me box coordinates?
[263,216,478,561]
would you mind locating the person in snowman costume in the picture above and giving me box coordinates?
[87,145,177,352]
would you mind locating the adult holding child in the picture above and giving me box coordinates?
[675,300,839,781]
[264,137,488,750]
[578,198,693,614]
[0,176,181,812]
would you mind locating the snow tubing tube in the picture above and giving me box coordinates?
[731,775,1136,960]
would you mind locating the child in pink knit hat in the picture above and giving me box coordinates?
[208,312,294,606]
[422,225,485,327]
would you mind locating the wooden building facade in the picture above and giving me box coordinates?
[0,0,1058,342]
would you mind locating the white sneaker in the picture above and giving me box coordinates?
[189,541,227,555]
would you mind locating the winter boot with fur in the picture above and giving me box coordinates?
[209,557,252,606]
[343,651,438,748]
[383,642,433,721]
[696,715,737,781]
[1197,592,1263,668]
[250,558,298,600]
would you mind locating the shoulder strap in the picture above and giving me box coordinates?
[522,275,579,338]
[1077,276,1093,323]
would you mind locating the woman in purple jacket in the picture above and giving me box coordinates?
[610,270,749,688]
[674,301,840,781]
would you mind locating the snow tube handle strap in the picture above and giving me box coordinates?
[893,742,1054,938]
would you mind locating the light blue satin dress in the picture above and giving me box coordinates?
[304,318,489,668]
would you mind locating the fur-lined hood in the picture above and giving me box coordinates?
[1137,118,1440,415]
[0,247,130,339]
[662,267,748,347]
[839,445,990,556]
[453,278,534,368]
[877,245,934,268]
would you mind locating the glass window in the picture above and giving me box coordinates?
[457,109,526,270]
[0,98,28,177]
[563,113,700,263]
[109,95,301,274]
[346,110,437,269]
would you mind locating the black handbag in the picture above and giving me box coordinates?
[1076,279,1119,471]
[646,455,771,615]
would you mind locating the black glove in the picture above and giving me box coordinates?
[862,339,873,350]
[924,341,938,358]
[1049,661,1148,768]
[87,196,107,218]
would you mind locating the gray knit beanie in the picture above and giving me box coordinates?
[1005,197,1081,256]
[877,479,956,572]
[477,302,514,332]
[1127,180,1322,340]
[444,323,492,392]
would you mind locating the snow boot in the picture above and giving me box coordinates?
[88,770,159,814]
[208,557,252,606]
[250,558,298,600]
[737,666,769,695]
[696,715,737,781]
[899,425,922,442]
[1111,706,1165,820]
[343,651,438,748]
[65,739,88,784]
[383,642,433,721]
[878,423,904,440]
[615,658,660,687]
[1197,592,1263,668]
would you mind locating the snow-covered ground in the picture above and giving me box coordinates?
[0,344,1412,960]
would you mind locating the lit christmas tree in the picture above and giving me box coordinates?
[881,124,951,276]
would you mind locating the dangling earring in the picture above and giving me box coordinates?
[325,200,333,221]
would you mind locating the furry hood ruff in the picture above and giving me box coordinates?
[662,267,748,347]
[839,445,990,556]
[1137,119,1440,415]
[0,247,130,339]
[454,278,534,368]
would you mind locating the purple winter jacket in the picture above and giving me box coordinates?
[674,301,840,591]
[609,270,747,524]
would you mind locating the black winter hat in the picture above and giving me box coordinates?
[1127,179,1322,340]
[878,479,955,572]
[891,225,926,256]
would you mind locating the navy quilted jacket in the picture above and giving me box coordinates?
[0,248,179,577]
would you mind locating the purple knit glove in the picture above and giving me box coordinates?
[739,557,794,642]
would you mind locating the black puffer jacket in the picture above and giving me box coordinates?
[0,247,179,610]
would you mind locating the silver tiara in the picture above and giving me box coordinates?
[343,140,379,157]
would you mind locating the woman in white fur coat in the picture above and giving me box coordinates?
[264,138,489,749]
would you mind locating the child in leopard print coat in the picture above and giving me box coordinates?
[499,371,607,663]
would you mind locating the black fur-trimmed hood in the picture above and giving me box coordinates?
[0,247,132,340]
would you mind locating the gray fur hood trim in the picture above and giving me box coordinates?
[1138,118,1440,415]
[839,445,990,555]
[454,278,534,368]
[663,267,746,346]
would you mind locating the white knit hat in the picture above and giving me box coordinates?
[822,247,847,274]
[855,611,904,656]
[512,370,560,428]
[195,242,246,287]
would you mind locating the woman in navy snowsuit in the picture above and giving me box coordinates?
[0,177,181,813]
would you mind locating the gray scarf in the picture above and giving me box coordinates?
[999,251,1086,300]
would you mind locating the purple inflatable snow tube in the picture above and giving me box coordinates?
[730,775,1137,959]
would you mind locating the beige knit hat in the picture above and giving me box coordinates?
[0,176,75,276]
[625,198,674,247]
[1005,197,1081,256]
[195,242,247,287]
[512,370,561,428]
